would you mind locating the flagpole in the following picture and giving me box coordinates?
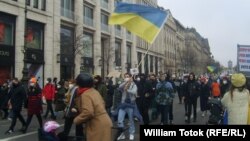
[137,44,154,68]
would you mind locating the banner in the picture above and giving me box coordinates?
[238,45,250,72]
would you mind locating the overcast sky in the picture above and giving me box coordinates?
[158,0,250,67]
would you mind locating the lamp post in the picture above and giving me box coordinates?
[21,0,29,89]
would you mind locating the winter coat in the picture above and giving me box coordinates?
[94,83,107,105]
[64,86,78,118]
[42,83,55,100]
[211,82,221,97]
[55,87,67,112]
[74,88,112,141]
[0,86,9,109]
[106,84,114,108]
[221,89,250,124]
[118,81,137,104]
[27,86,43,115]
[155,81,174,105]
[10,84,27,111]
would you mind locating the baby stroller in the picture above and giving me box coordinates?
[207,97,224,125]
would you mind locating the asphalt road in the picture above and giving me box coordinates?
[0,96,210,141]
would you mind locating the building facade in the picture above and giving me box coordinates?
[0,0,212,86]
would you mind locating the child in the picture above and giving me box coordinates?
[38,120,60,141]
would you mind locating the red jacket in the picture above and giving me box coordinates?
[42,83,55,100]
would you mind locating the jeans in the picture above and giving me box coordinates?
[117,107,135,135]
[44,100,56,118]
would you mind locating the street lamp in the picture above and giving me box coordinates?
[21,0,29,90]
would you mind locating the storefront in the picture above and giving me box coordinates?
[0,12,15,85]
[25,20,44,87]
[60,25,75,80]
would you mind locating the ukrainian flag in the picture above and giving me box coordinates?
[207,66,216,73]
[109,2,168,44]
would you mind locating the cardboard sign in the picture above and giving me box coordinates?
[130,68,139,75]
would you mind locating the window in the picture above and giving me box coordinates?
[33,0,39,8]
[83,33,93,58]
[26,21,44,50]
[41,0,46,11]
[61,0,75,19]
[137,52,142,74]
[127,44,131,64]
[144,54,148,75]
[115,41,121,66]
[0,21,14,46]
[83,6,93,26]
[101,13,109,32]
[60,26,74,55]
[26,0,30,5]
[150,55,153,72]
[155,57,158,74]
[101,13,108,25]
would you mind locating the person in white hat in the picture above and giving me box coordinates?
[221,73,250,124]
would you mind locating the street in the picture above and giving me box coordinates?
[0,96,209,141]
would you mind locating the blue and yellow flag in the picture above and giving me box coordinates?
[207,66,216,73]
[109,2,168,44]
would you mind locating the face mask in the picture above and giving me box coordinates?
[69,84,74,88]
[57,85,61,89]
[118,81,121,84]
[223,80,227,84]
[124,78,130,82]
[46,81,49,84]
[184,80,187,83]
[136,78,140,81]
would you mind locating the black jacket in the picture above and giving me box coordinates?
[10,84,27,111]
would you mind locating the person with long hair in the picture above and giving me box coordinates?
[74,73,112,141]
[221,73,250,124]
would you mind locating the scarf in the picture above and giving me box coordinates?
[77,87,90,96]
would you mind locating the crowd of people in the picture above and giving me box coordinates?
[0,72,250,141]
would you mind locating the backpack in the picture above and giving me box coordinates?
[155,83,173,105]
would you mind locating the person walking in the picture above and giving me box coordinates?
[74,73,112,141]
[5,78,27,134]
[0,82,10,119]
[59,80,84,141]
[199,77,210,117]
[221,73,250,124]
[183,72,200,123]
[155,74,174,125]
[23,77,43,133]
[42,78,56,119]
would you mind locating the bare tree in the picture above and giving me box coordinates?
[177,46,197,72]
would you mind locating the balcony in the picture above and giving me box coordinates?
[84,16,94,27]
[101,23,110,33]
[100,0,109,10]
[61,8,75,20]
